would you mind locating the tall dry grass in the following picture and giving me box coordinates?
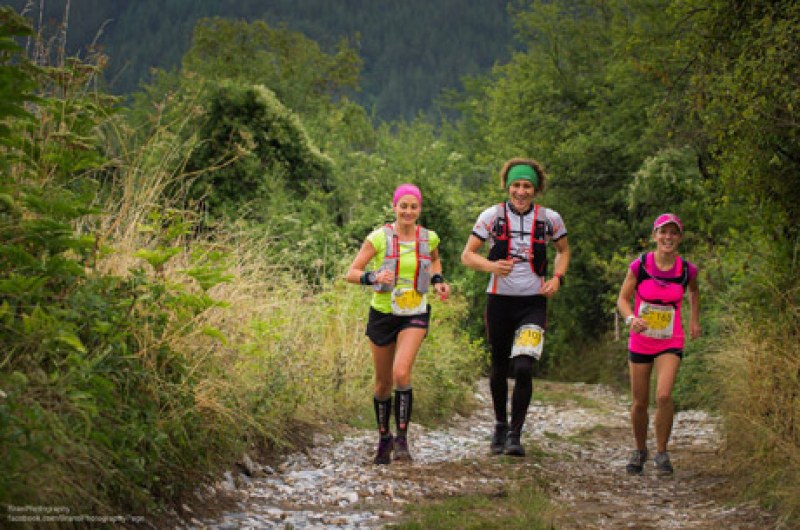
[714,302,799,524]
[128,219,484,445]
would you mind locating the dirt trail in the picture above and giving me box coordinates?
[525,381,778,529]
[184,379,780,529]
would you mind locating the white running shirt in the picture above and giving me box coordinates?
[471,202,567,296]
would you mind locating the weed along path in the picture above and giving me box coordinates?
[182,380,779,529]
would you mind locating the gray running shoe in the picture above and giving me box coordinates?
[490,422,509,455]
[374,435,393,465]
[504,431,525,457]
[654,451,673,475]
[626,449,648,474]
[393,435,412,462]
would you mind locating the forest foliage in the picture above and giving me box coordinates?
[5,0,516,121]
[1,0,798,524]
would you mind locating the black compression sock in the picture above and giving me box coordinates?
[394,387,413,436]
[373,395,392,437]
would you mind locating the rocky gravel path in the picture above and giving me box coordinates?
[181,379,779,529]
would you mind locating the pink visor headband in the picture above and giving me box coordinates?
[653,213,683,233]
[393,183,422,206]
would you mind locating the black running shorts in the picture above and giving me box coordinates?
[485,294,547,359]
[628,349,683,363]
[365,306,430,346]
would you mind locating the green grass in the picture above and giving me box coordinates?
[388,481,554,530]
[564,424,609,445]
[533,386,604,411]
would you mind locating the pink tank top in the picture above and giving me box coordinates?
[628,253,697,355]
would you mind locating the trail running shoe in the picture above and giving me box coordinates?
[490,423,509,455]
[374,435,393,465]
[393,435,412,462]
[654,451,674,475]
[504,431,525,457]
[626,449,648,475]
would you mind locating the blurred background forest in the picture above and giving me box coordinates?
[1,0,798,525]
[6,0,517,121]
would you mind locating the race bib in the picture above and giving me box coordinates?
[391,287,427,316]
[511,324,545,360]
[639,301,675,339]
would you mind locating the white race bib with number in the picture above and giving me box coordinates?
[639,301,675,339]
[391,287,427,316]
[511,324,545,360]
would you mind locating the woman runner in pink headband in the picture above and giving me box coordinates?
[345,183,450,464]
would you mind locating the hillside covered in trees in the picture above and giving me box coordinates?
[6,0,516,120]
[1,0,798,526]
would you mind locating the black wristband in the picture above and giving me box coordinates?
[555,273,564,286]
[431,273,445,285]
[360,271,376,285]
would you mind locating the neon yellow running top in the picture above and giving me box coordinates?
[366,225,440,314]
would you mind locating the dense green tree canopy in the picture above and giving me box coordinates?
[184,81,334,218]
[183,17,361,117]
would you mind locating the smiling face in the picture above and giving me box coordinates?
[508,179,535,210]
[393,194,421,226]
[653,223,682,254]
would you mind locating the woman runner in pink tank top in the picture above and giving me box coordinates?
[616,213,701,476]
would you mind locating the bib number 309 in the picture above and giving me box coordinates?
[511,324,545,360]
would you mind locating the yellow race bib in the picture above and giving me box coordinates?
[391,287,426,316]
[511,324,545,360]
[639,301,675,339]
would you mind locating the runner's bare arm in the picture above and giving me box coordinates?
[345,240,392,285]
[461,234,513,276]
[431,248,451,300]
[541,236,570,297]
[552,236,570,278]
[617,269,647,333]
[688,275,701,339]
[345,240,376,284]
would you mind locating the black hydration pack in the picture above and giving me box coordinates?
[635,252,689,307]
[487,202,548,276]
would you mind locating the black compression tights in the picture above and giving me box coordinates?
[489,355,535,433]
[486,295,547,432]
[485,295,546,434]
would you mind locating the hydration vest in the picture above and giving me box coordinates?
[487,202,548,276]
[635,252,689,307]
[372,224,432,294]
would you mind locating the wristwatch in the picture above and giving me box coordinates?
[554,273,565,286]
[625,315,635,326]
[361,271,377,285]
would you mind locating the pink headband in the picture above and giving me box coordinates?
[392,183,422,206]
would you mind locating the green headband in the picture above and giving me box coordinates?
[506,164,539,188]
